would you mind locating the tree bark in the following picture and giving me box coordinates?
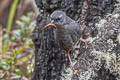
[32,0,120,80]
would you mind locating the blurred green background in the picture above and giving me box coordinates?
[0,0,38,80]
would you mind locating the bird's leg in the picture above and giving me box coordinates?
[67,49,74,69]
[67,49,79,76]
[79,38,88,48]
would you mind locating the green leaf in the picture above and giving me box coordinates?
[16,48,24,54]
[15,68,23,75]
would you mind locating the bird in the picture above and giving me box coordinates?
[44,10,88,74]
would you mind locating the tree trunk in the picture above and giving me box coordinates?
[32,0,120,80]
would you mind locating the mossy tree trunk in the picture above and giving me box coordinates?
[32,0,120,80]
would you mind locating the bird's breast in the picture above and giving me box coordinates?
[56,29,73,51]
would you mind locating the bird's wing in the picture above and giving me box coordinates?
[68,21,81,43]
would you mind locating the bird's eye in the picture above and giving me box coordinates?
[57,17,61,21]
[56,15,62,21]
[50,18,54,21]
[55,17,60,22]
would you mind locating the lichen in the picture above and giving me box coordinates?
[33,0,119,80]
[117,33,120,44]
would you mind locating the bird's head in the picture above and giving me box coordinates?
[44,11,66,29]
[50,11,66,26]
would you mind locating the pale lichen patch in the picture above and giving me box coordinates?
[97,19,107,28]
[112,14,120,18]
[117,33,120,44]
[92,50,120,76]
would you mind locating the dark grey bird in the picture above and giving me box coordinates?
[44,11,88,73]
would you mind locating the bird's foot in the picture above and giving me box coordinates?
[67,49,80,77]
[80,38,88,48]
[72,66,80,77]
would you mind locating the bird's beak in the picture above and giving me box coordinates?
[44,20,56,30]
